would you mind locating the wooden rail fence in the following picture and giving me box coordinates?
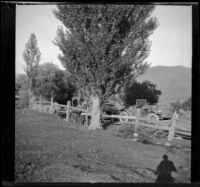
[81,109,178,142]
[34,97,187,142]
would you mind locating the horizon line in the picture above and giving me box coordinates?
[15,64,191,75]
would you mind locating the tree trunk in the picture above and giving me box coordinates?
[29,78,33,109]
[89,95,101,130]
[28,90,32,109]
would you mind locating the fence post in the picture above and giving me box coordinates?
[85,107,88,126]
[39,95,42,112]
[66,101,71,122]
[167,111,177,141]
[50,97,53,114]
[134,108,140,134]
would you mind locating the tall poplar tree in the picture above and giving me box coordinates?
[53,4,158,129]
[23,33,41,109]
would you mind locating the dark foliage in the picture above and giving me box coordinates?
[181,97,191,111]
[15,74,28,95]
[15,74,29,108]
[170,100,181,113]
[171,97,191,112]
[34,63,76,104]
[124,80,162,106]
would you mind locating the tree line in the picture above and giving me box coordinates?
[16,61,76,106]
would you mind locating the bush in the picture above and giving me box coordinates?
[116,124,155,144]
[18,90,29,109]
[16,74,29,93]
[154,130,168,138]
[181,97,191,111]
[171,97,191,113]
[70,111,83,124]
[136,126,156,144]
[124,80,162,107]
[34,63,76,104]
[170,100,181,113]
[116,124,136,138]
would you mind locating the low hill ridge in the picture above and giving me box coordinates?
[137,66,191,104]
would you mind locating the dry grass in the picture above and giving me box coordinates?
[15,109,191,183]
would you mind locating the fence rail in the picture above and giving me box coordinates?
[34,97,190,142]
[81,110,178,142]
[54,103,68,108]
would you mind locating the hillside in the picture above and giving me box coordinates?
[137,66,191,104]
[15,109,191,182]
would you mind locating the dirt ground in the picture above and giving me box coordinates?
[15,109,191,183]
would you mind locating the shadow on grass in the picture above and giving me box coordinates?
[155,154,177,183]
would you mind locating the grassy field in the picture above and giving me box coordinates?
[15,109,191,183]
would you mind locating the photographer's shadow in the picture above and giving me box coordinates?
[155,154,177,183]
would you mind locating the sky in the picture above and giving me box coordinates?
[16,5,192,74]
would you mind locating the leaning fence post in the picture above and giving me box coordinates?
[50,97,53,114]
[39,95,42,112]
[66,101,71,122]
[167,111,177,141]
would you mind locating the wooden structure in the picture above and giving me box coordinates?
[33,96,190,141]
[81,109,178,142]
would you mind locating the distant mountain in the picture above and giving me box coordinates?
[137,66,191,104]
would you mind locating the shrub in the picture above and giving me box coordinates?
[116,123,155,145]
[170,100,182,113]
[124,80,162,107]
[136,126,156,143]
[34,63,76,104]
[181,97,191,111]
[116,124,136,138]
[154,130,168,138]
[171,97,191,113]
[18,90,29,109]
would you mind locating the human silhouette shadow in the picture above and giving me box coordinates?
[155,154,177,183]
